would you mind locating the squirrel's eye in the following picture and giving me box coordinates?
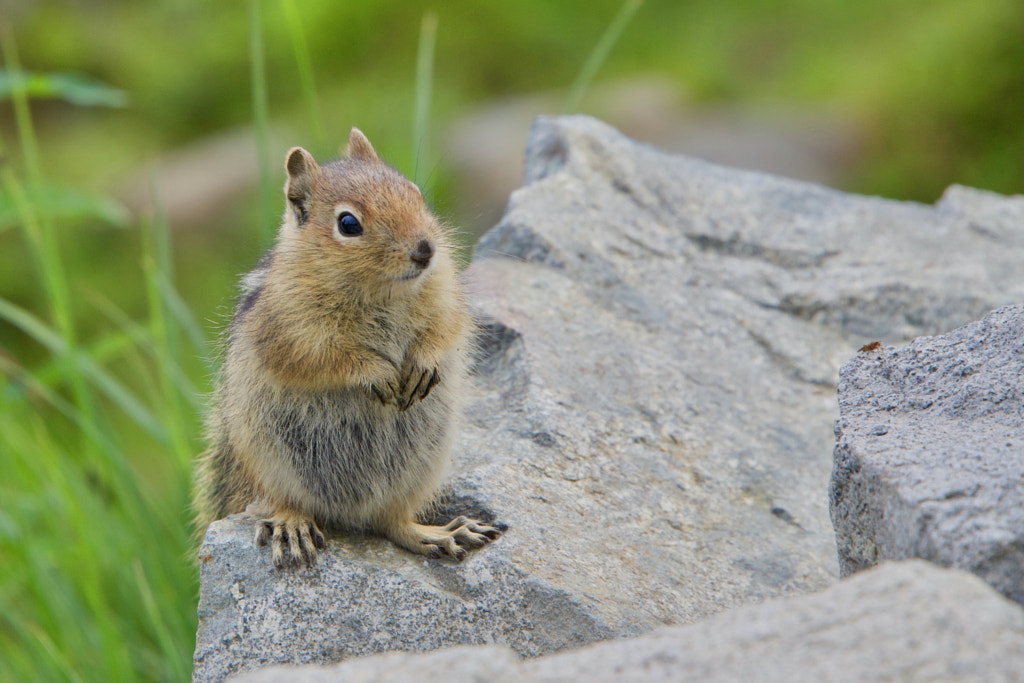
[337,212,363,237]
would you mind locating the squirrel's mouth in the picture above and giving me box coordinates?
[394,261,431,282]
[394,270,424,282]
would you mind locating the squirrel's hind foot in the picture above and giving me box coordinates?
[387,516,503,562]
[255,513,327,569]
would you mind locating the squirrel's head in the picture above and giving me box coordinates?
[277,128,448,299]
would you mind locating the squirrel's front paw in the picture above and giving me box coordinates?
[255,513,326,569]
[362,376,401,406]
[397,362,440,411]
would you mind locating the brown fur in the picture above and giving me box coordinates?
[193,129,502,567]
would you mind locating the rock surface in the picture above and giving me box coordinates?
[443,77,858,239]
[231,561,1024,683]
[831,305,1024,603]
[192,115,1024,682]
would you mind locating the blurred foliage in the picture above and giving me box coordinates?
[6,0,1020,193]
[0,0,1020,680]
[0,71,129,107]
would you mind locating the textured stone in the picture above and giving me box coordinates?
[231,561,1024,683]
[831,305,1024,604]
[193,115,1024,682]
[192,514,611,683]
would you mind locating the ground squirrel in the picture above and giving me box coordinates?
[193,128,502,568]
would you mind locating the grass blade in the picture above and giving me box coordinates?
[0,26,100,451]
[563,0,644,114]
[412,11,438,189]
[0,183,129,231]
[154,269,212,364]
[133,559,188,682]
[249,0,275,245]
[1,356,121,458]
[85,292,205,413]
[280,0,325,152]
[0,297,171,447]
[0,70,129,108]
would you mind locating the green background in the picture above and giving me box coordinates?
[0,1,1020,680]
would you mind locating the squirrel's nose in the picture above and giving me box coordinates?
[410,239,434,268]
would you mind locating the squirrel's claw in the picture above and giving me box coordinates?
[397,365,440,411]
[419,367,440,400]
[255,514,326,569]
[366,378,400,406]
[386,516,504,562]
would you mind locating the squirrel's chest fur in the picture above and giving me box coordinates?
[209,247,468,527]
[239,373,459,524]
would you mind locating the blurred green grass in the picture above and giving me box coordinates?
[0,1,1021,680]
[2,28,200,680]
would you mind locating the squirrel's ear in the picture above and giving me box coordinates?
[284,147,319,225]
[344,128,379,161]
[285,147,319,182]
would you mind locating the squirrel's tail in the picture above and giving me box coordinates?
[190,439,247,555]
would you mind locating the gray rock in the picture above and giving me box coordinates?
[442,77,859,240]
[234,646,525,683]
[231,561,1024,683]
[831,305,1024,604]
[192,514,612,683]
[193,115,1024,682]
